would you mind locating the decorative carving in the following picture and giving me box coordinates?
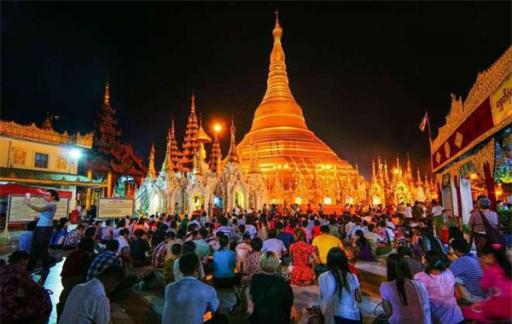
[0,120,93,148]
[12,148,26,165]
[444,142,451,158]
[432,46,512,151]
[454,132,464,148]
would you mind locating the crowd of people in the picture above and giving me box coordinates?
[0,190,511,324]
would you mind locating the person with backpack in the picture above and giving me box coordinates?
[468,196,500,255]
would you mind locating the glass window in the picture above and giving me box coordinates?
[34,153,49,168]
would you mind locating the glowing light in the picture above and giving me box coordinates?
[213,123,222,133]
[393,168,399,175]
[470,173,478,180]
[496,184,503,197]
[323,196,333,205]
[295,196,303,205]
[68,148,82,159]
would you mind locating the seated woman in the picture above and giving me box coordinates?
[0,251,52,323]
[289,228,319,286]
[129,229,151,267]
[245,237,263,278]
[354,229,375,261]
[463,244,512,322]
[414,251,464,324]
[379,254,431,324]
[319,247,362,323]
[50,220,69,249]
[212,235,239,288]
[249,251,294,323]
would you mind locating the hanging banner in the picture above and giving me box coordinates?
[8,195,70,222]
[97,198,134,218]
[490,73,512,126]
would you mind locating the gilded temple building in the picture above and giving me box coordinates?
[431,46,511,225]
[236,12,360,207]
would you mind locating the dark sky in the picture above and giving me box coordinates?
[2,2,511,178]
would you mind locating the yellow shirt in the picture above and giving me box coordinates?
[312,234,342,264]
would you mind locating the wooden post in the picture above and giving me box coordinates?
[483,162,496,210]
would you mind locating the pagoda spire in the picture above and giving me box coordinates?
[162,118,177,173]
[384,160,390,184]
[169,119,181,172]
[209,131,222,174]
[147,142,156,179]
[95,82,121,154]
[227,118,240,164]
[371,160,377,182]
[180,93,199,172]
[260,10,295,105]
[416,168,423,186]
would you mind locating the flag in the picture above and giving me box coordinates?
[419,112,428,132]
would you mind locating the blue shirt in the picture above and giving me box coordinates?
[449,253,486,297]
[36,202,57,227]
[162,276,219,324]
[213,249,236,278]
[18,231,33,252]
[277,231,294,249]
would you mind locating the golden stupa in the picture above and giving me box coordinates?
[237,12,358,205]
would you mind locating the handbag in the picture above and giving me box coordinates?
[480,211,505,248]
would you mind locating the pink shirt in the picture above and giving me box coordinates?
[414,270,458,305]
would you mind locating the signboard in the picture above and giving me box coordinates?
[97,198,134,219]
[7,195,70,223]
[490,73,512,126]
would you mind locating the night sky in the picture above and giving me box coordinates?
[2,2,511,178]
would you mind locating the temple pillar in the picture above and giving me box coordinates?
[453,175,463,219]
[85,169,93,209]
[483,162,496,209]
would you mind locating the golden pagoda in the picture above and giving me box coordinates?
[237,12,356,205]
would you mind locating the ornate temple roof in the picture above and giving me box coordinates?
[237,12,354,174]
[0,167,106,187]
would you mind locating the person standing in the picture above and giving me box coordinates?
[289,228,319,286]
[468,196,499,255]
[25,189,59,278]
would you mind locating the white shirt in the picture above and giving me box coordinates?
[432,206,444,217]
[319,271,361,320]
[116,236,130,256]
[405,206,413,218]
[59,278,110,324]
[262,238,287,259]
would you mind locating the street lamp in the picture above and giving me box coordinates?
[68,148,82,159]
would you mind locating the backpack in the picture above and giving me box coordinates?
[480,211,506,249]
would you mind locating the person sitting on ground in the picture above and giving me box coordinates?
[245,237,263,277]
[0,251,52,324]
[162,253,222,324]
[276,222,295,250]
[59,265,123,324]
[129,229,151,267]
[163,243,182,283]
[50,219,69,249]
[262,229,288,259]
[57,237,95,318]
[319,247,362,323]
[462,244,512,322]
[193,228,211,261]
[100,219,113,243]
[448,238,486,304]
[354,229,375,261]
[115,228,130,256]
[18,220,36,252]
[152,231,169,268]
[289,227,319,286]
[249,251,294,324]
[312,225,343,275]
[414,251,464,324]
[379,254,431,324]
[174,241,205,282]
[235,233,252,272]
[86,239,122,281]
[63,223,85,249]
[213,235,240,288]
[376,220,394,255]
[397,246,423,276]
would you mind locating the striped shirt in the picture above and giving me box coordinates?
[449,254,486,298]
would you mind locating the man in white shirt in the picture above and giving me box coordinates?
[59,266,123,324]
[262,229,287,259]
[405,203,413,219]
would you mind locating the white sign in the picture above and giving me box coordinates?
[98,198,134,219]
[8,195,70,223]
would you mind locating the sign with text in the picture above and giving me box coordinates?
[8,195,70,223]
[97,198,134,218]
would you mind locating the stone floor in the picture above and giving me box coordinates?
[1,231,385,324]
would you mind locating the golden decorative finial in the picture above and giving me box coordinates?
[261,10,295,105]
[104,81,110,105]
[190,91,196,113]
[170,118,175,135]
[227,117,240,163]
[147,142,156,179]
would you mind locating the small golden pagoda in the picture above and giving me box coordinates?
[237,12,357,205]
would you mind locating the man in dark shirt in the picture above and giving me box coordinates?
[276,222,294,249]
[129,229,151,267]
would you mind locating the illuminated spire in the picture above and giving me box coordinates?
[261,9,295,105]
[416,168,423,186]
[181,93,199,172]
[384,160,390,184]
[227,118,240,164]
[104,81,110,106]
[371,160,377,182]
[209,132,222,174]
[147,142,156,179]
